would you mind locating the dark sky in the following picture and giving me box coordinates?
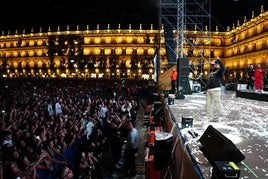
[0,0,268,33]
[211,0,268,31]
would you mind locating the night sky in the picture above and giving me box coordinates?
[0,0,268,33]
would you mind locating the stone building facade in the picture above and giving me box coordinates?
[0,7,268,82]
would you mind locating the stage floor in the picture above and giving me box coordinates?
[168,90,268,179]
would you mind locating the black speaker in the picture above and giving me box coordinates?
[181,116,193,128]
[177,58,190,94]
[164,25,176,63]
[153,101,163,117]
[199,125,245,163]
[178,77,190,94]
[152,93,160,102]
[154,132,173,170]
[147,83,157,104]
[177,57,189,77]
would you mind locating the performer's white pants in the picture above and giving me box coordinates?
[206,87,226,116]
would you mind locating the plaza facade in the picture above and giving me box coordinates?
[0,6,268,83]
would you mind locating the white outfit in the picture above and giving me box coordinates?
[206,87,226,116]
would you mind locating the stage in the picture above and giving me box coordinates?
[236,90,268,102]
[167,90,268,179]
[235,83,268,101]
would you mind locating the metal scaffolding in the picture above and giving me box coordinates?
[160,0,211,65]
[158,0,211,93]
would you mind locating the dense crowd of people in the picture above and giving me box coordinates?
[0,78,148,179]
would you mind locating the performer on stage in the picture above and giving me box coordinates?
[205,56,226,117]
[254,63,265,93]
[170,68,178,94]
[246,64,255,91]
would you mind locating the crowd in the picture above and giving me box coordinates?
[0,78,148,179]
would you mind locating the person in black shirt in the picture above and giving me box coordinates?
[205,56,226,117]
[246,64,255,91]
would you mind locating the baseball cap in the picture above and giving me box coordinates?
[210,60,219,65]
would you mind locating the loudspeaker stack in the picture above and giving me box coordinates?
[177,58,190,94]
[153,132,173,170]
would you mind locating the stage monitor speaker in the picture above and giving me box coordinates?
[154,132,173,170]
[178,77,190,94]
[199,125,245,163]
[181,116,193,128]
[211,161,240,179]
